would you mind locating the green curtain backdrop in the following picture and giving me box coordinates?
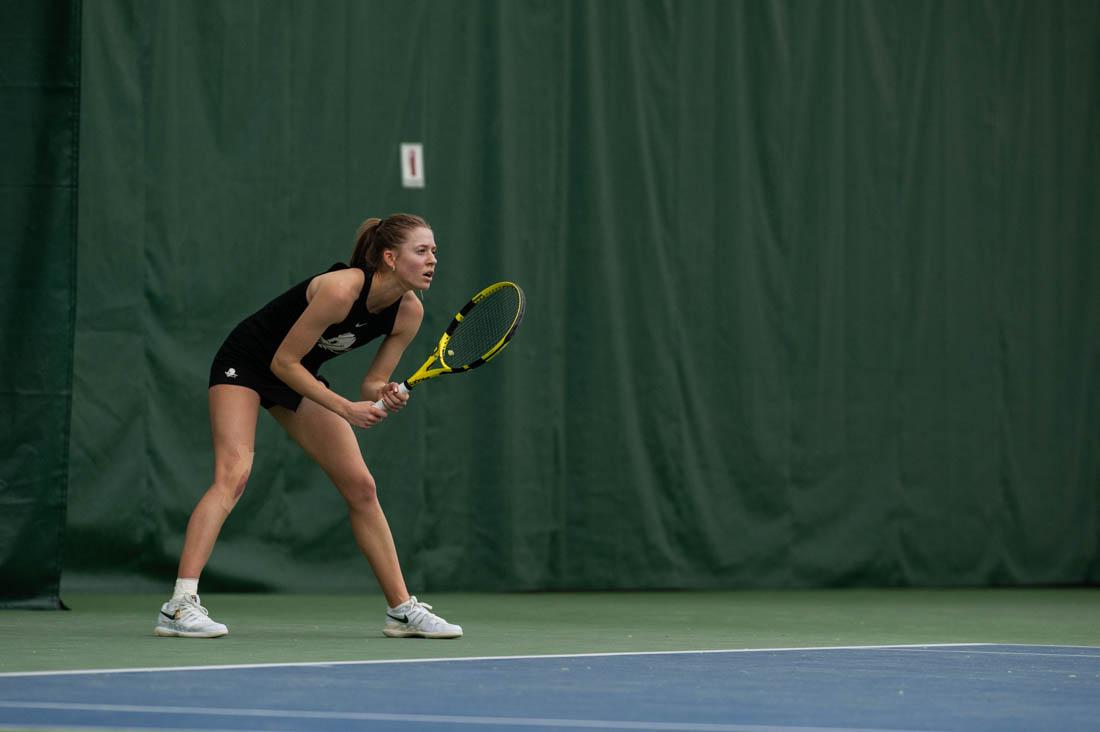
[0,0,80,608]
[65,0,1099,594]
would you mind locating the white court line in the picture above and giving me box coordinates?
[0,700,949,732]
[0,726,250,732]
[0,643,988,678]
[904,648,1100,659]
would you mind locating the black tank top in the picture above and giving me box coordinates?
[223,263,402,375]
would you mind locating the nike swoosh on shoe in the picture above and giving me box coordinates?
[386,613,409,623]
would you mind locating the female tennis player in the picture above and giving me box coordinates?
[154,213,461,639]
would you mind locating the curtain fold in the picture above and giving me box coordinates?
[0,0,81,608]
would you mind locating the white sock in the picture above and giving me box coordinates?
[173,578,199,600]
[388,596,414,612]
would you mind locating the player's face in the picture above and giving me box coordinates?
[393,227,437,291]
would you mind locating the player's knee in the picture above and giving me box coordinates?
[341,471,378,512]
[213,445,254,512]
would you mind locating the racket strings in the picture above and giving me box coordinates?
[443,286,522,368]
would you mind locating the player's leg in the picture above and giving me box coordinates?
[178,384,260,576]
[155,384,260,638]
[270,397,462,638]
[270,398,407,604]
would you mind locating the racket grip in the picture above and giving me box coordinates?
[372,382,410,411]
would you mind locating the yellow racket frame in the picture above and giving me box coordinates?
[374,281,525,408]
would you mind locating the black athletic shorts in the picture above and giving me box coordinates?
[208,342,328,412]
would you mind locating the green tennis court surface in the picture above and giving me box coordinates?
[3,589,1097,674]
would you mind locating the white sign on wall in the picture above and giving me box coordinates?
[400,143,425,188]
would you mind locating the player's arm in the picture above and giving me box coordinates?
[270,272,387,428]
[360,292,424,411]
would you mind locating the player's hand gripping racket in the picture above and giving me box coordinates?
[374,281,526,411]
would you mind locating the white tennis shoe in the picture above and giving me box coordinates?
[383,596,462,639]
[154,594,229,638]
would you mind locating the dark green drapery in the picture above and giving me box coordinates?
[0,0,80,607]
[55,1,1100,593]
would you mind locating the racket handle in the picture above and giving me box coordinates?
[372,382,410,411]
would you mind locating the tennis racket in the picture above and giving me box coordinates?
[373,281,526,410]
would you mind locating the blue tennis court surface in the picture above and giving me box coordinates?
[1,644,1097,731]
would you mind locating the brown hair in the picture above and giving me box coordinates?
[350,213,431,271]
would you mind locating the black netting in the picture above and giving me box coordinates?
[443,286,522,368]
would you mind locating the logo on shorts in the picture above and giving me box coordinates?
[225,368,238,379]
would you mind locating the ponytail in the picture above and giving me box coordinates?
[349,213,431,271]
[350,217,383,269]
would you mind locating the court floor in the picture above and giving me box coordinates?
[2,644,1099,731]
[2,590,1098,731]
